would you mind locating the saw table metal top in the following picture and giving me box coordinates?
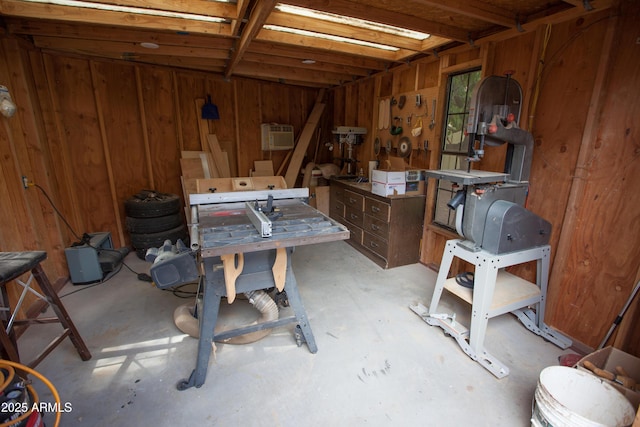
[196,198,349,257]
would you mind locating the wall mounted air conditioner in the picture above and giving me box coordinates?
[261,124,295,151]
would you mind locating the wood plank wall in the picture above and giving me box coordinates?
[330,4,640,355]
[0,1,638,354]
[0,36,323,318]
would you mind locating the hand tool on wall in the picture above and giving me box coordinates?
[201,95,220,120]
[429,99,436,130]
[398,136,412,158]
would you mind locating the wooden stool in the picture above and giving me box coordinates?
[0,251,91,367]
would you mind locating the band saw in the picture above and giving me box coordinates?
[412,74,571,378]
[426,73,551,254]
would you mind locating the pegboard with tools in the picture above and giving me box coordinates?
[374,87,439,163]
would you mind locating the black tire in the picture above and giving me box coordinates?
[135,248,147,260]
[130,224,189,250]
[125,191,181,218]
[125,213,183,234]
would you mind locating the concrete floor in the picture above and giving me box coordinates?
[18,241,574,426]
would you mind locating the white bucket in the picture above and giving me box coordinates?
[531,366,635,427]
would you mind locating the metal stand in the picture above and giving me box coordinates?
[411,239,571,378]
[178,247,316,390]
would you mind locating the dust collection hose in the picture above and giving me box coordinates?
[173,289,279,344]
[0,359,61,427]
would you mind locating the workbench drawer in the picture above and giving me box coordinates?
[365,198,390,223]
[344,190,364,210]
[364,215,389,239]
[363,232,388,259]
[345,205,364,228]
[330,200,345,219]
[346,222,363,245]
[330,185,345,202]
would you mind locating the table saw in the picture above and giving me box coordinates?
[176,186,349,390]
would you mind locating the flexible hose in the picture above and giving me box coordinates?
[173,289,279,344]
[0,360,60,427]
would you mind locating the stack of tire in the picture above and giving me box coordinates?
[124,190,189,259]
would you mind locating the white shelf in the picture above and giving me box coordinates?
[444,270,541,317]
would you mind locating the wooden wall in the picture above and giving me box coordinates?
[0,36,323,318]
[330,3,640,355]
[0,0,638,354]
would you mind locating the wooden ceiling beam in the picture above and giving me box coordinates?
[6,19,236,48]
[232,62,346,86]
[85,0,237,19]
[266,10,425,51]
[256,29,413,62]
[411,0,517,29]
[280,0,470,42]
[231,0,251,35]
[32,36,230,59]
[0,0,232,36]
[248,41,388,70]
[241,52,371,77]
[225,0,279,78]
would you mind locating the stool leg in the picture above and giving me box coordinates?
[32,265,92,362]
[0,326,20,363]
[0,285,20,362]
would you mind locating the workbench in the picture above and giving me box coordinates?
[329,179,425,268]
[178,188,349,390]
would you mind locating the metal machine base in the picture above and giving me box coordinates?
[412,239,571,379]
[178,247,317,390]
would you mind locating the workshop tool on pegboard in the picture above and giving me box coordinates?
[599,279,640,349]
[398,136,412,158]
[429,99,436,129]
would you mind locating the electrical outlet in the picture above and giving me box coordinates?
[22,176,29,189]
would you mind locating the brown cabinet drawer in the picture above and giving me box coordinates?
[365,198,390,222]
[345,223,363,245]
[364,215,389,239]
[331,185,345,202]
[344,190,364,210]
[345,205,364,227]
[363,232,388,259]
[330,200,345,219]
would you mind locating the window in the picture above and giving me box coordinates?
[433,69,481,230]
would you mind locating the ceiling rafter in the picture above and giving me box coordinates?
[256,28,414,62]
[247,40,389,70]
[225,0,278,78]
[240,52,372,77]
[412,0,517,29]
[6,19,236,47]
[0,0,612,88]
[85,0,237,19]
[266,10,424,52]
[32,35,231,59]
[231,0,251,35]
[279,0,470,42]
[0,0,233,36]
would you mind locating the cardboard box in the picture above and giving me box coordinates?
[371,169,406,185]
[372,181,406,197]
[405,180,425,195]
[576,346,640,409]
[405,169,426,195]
